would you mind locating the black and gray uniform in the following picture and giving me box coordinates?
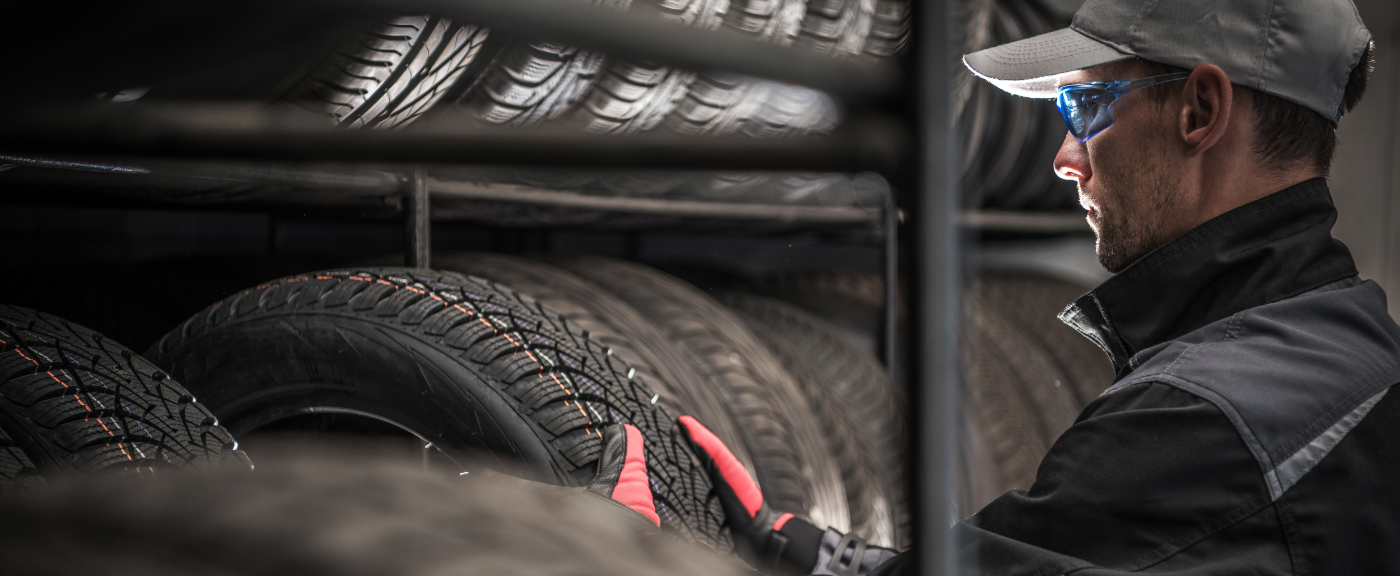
[875,178,1400,575]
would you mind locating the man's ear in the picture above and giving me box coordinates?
[1178,64,1233,156]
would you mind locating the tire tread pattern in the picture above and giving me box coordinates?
[0,305,249,491]
[150,269,727,548]
[285,15,488,129]
[720,292,903,546]
[558,257,851,532]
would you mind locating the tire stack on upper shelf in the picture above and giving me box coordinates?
[2,0,1080,223]
[271,0,1077,214]
[269,0,913,215]
[957,0,1079,211]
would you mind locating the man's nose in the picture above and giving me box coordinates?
[1053,131,1089,182]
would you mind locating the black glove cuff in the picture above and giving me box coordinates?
[771,516,822,573]
[812,528,898,576]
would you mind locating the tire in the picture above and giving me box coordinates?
[759,269,899,355]
[956,0,1078,210]
[664,76,841,137]
[572,61,695,135]
[427,252,757,480]
[564,0,727,135]
[795,0,876,55]
[555,257,852,533]
[972,272,1112,414]
[961,292,1085,511]
[864,0,912,57]
[283,15,490,129]
[145,268,728,548]
[455,41,608,127]
[758,269,1111,516]
[0,304,250,491]
[719,292,904,546]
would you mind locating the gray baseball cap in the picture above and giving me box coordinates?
[963,0,1372,122]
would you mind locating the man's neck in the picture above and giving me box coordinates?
[1183,163,1322,233]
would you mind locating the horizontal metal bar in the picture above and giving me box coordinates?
[959,210,1091,233]
[0,105,904,172]
[429,178,879,224]
[369,0,899,101]
[0,154,881,228]
[0,154,401,197]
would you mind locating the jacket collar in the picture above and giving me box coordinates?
[1059,178,1358,374]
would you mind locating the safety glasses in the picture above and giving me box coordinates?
[1055,72,1191,142]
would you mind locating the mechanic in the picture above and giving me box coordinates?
[593,0,1398,574]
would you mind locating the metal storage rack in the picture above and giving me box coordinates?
[1,0,977,571]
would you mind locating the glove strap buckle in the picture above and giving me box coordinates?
[825,532,867,576]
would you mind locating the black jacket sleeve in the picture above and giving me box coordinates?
[874,382,1284,575]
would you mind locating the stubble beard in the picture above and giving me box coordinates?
[1084,144,1182,273]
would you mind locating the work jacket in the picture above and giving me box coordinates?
[876,178,1400,575]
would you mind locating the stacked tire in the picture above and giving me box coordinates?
[144,268,730,548]
[760,269,1115,515]
[142,256,910,550]
[0,304,249,492]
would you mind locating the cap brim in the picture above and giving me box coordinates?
[963,27,1133,98]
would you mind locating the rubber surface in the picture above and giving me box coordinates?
[428,252,757,482]
[146,268,728,547]
[0,304,249,491]
[457,40,608,127]
[720,291,902,546]
[758,269,1113,517]
[974,272,1112,406]
[557,257,852,533]
[284,15,489,129]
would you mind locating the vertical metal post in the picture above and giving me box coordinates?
[916,0,962,573]
[882,187,900,374]
[407,167,431,268]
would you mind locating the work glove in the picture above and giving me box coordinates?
[679,415,898,576]
[501,423,661,532]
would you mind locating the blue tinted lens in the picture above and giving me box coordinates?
[1057,86,1113,141]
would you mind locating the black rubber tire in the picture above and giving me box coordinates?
[719,292,904,546]
[759,269,900,355]
[864,0,912,57]
[427,252,757,479]
[963,273,1112,513]
[719,292,896,545]
[0,304,250,492]
[556,257,853,533]
[757,269,1111,516]
[665,76,841,137]
[963,295,1082,508]
[795,0,875,55]
[283,15,490,129]
[973,272,1113,406]
[145,268,728,548]
[455,40,608,127]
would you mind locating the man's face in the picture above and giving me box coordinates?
[1054,64,1184,273]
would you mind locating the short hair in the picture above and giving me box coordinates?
[1138,43,1374,175]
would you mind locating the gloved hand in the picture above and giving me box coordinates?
[679,415,897,576]
[524,422,661,532]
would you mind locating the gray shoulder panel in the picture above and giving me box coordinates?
[1104,278,1400,499]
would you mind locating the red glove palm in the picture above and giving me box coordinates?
[679,415,897,576]
[586,423,661,527]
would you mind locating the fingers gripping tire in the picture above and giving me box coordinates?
[557,257,852,533]
[145,268,728,548]
[720,292,903,547]
[0,305,250,491]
